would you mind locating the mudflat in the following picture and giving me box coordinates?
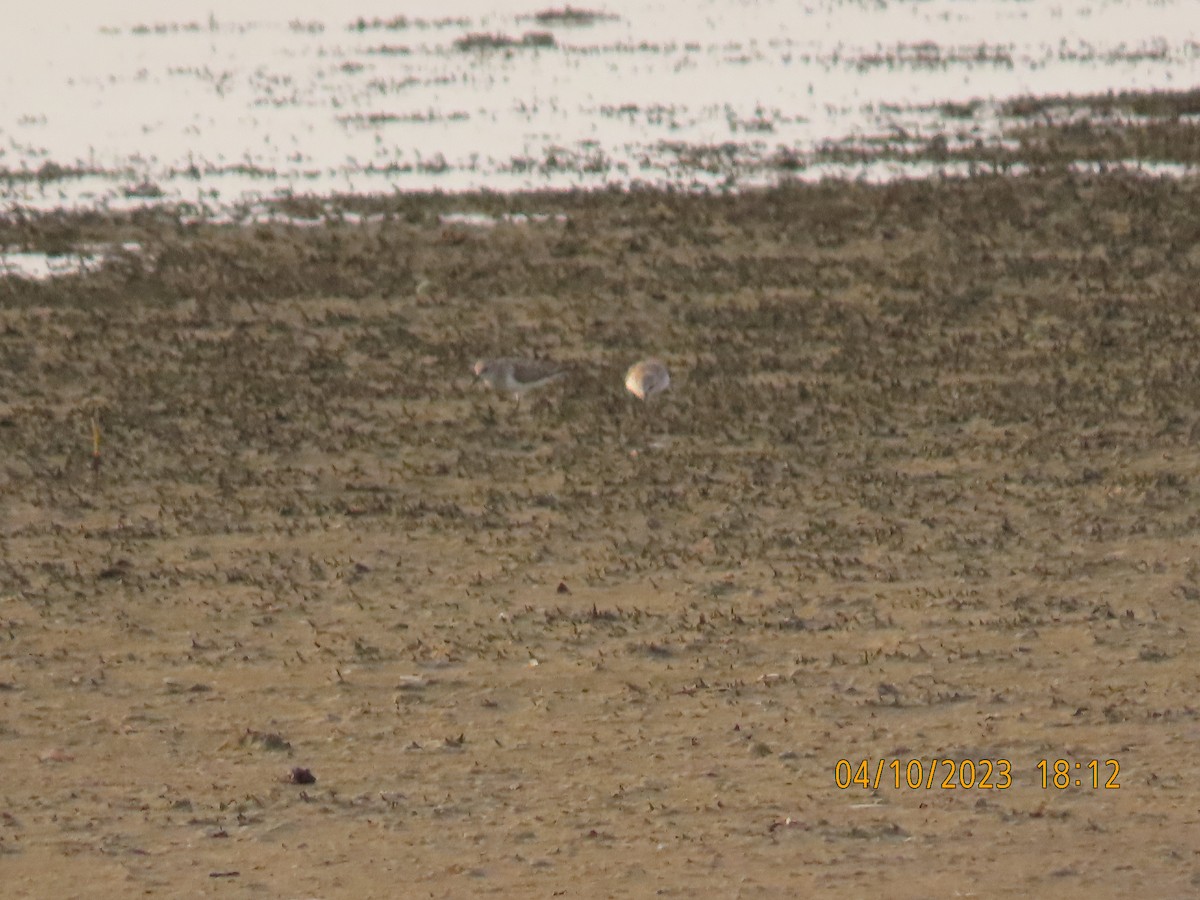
[2,173,1199,897]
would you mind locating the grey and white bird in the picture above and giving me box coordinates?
[472,357,568,408]
[624,358,670,401]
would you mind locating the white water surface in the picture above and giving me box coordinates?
[1,0,1197,215]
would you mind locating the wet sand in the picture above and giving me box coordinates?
[2,172,1200,896]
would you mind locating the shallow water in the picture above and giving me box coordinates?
[1,0,1197,216]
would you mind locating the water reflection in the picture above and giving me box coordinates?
[0,0,1196,216]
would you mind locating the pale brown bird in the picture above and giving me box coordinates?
[624,358,670,400]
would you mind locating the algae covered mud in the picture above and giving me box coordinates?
[3,2,1200,895]
[2,170,1200,895]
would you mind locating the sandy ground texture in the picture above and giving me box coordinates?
[2,173,1200,897]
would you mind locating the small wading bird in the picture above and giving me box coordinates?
[624,358,670,401]
[472,357,568,409]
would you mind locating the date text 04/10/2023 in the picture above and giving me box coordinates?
[833,759,1121,790]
